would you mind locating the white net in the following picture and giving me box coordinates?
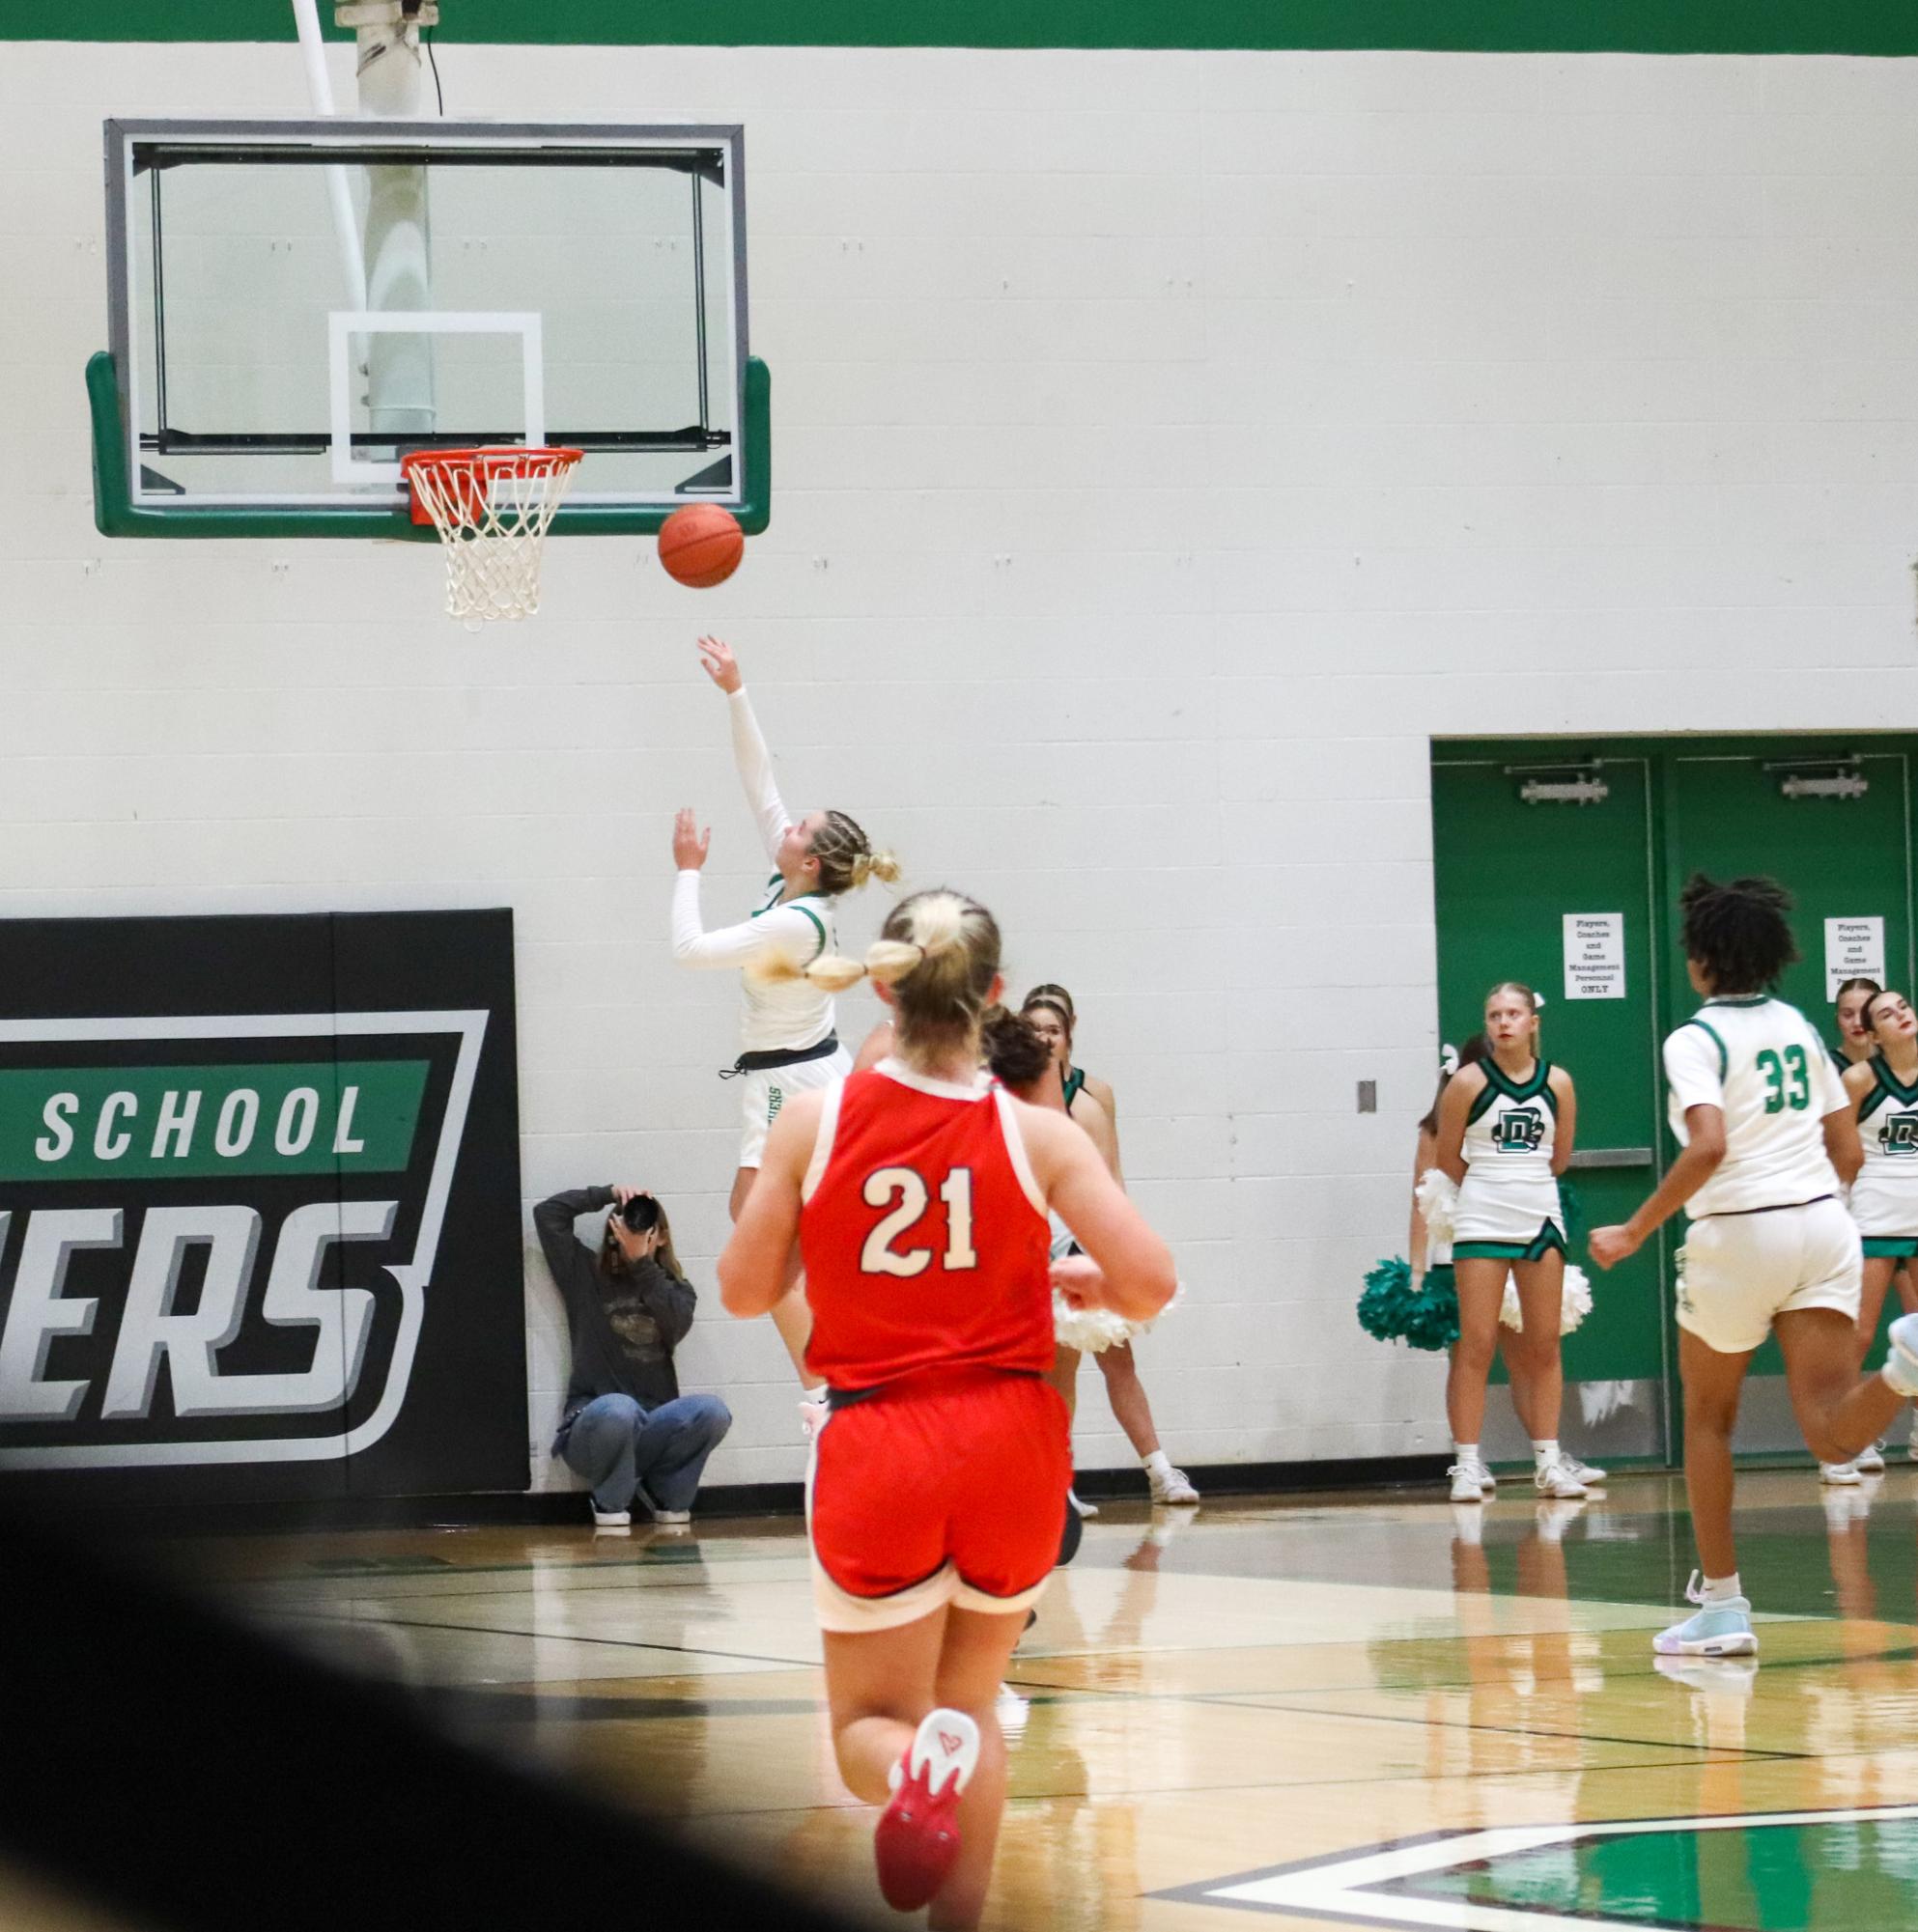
[402,447,582,625]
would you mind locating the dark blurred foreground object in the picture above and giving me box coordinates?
[0,1505,857,1932]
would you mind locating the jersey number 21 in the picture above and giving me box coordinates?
[860,1167,978,1276]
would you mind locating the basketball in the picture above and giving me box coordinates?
[658,504,745,588]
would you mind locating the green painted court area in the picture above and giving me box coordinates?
[1396,1813,1918,1929]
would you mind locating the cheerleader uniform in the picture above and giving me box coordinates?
[1850,1053,1918,1260]
[1452,1059,1566,1262]
[671,685,854,1167]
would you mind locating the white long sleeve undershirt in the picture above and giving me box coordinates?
[670,870,821,971]
[671,686,837,1053]
[728,686,790,865]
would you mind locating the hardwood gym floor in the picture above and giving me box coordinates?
[38,1471,1918,1930]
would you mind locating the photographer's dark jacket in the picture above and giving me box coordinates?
[535,1189,698,1434]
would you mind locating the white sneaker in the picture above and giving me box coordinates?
[1449,1459,1491,1501]
[1653,1574,1758,1659]
[1855,1442,1887,1475]
[1533,1459,1588,1499]
[590,1502,632,1527]
[1148,1464,1200,1506]
[1819,1461,1861,1486]
[1068,1489,1099,1519]
[1886,1313,1918,1398]
[1560,1454,1607,1487]
[635,1482,691,1526]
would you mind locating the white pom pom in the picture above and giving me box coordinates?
[1052,1281,1184,1353]
[1414,1168,1458,1245]
[1499,1262,1594,1335]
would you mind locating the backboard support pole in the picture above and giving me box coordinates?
[289,0,369,313]
[345,0,437,439]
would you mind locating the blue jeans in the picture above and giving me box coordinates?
[559,1392,732,1514]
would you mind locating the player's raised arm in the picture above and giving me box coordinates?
[697,635,790,866]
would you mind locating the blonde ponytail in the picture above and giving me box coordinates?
[863,938,925,986]
[851,847,903,889]
[803,953,868,993]
[808,809,898,897]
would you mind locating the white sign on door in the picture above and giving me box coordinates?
[1825,916,1886,998]
[1564,913,1625,1000]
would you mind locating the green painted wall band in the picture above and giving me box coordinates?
[0,1060,429,1180]
[19,1,1918,52]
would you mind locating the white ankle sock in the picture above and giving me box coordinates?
[1453,1442,1481,1466]
[1701,1572,1742,1605]
[1532,1439,1561,1471]
[1142,1449,1171,1476]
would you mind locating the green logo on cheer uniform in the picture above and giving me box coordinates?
[0,1012,485,1470]
[1880,1112,1918,1156]
[1493,1107,1546,1152]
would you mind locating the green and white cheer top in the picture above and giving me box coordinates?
[1850,1052,1918,1242]
[1453,1059,1565,1251]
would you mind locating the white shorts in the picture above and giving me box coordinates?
[1676,1196,1862,1357]
[737,1045,851,1168]
[808,1554,1051,1634]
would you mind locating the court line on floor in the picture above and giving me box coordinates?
[1178,1692,1813,1761]
[268,1606,820,1670]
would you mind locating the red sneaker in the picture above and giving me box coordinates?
[873,1708,980,1911]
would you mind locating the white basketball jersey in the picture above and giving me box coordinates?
[1664,994,1847,1218]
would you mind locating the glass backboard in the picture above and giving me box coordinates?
[93,120,767,539]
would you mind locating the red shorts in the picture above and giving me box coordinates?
[807,1367,1072,1633]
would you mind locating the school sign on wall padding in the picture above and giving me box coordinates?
[0,910,526,1499]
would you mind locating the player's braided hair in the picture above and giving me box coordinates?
[805,809,902,897]
[1679,872,1798,994]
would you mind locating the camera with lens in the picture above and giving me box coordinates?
[617,1193,662,1234]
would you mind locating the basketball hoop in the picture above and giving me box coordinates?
[401,445,582,624]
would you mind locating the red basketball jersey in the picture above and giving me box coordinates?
[800,1062,1055,1391]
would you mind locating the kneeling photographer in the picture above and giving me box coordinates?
[535,1186,732,1527]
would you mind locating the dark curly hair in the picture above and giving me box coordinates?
[1679,872,1798,994]
[981,1005,1053,1092]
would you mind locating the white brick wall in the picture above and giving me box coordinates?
[7,42,1918,1495]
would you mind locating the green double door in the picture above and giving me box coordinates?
[1433,741,1916,1463]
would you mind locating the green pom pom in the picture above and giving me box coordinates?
[1358,1256,1414,1342]
[1402,1272,1460,1352]
[1358,1257,1459,1353]
[1557,1175,1588,1247]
